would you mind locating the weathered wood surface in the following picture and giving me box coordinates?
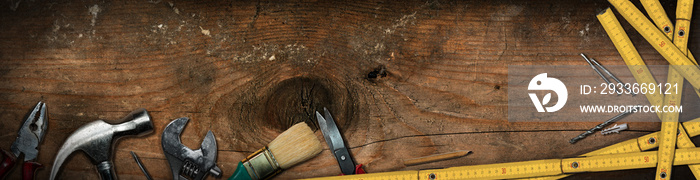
[0,0,698,179]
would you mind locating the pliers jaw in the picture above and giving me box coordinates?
[11,101,47,161]
[0,101,47,180]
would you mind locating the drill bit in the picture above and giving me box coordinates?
[569,106,638,144]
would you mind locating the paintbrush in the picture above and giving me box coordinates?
[229,122,322,180]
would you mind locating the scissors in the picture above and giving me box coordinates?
[316,107,366,175]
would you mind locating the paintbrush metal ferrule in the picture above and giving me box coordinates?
[241,146,281,180]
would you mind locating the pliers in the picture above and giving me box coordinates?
[0,102,47,180]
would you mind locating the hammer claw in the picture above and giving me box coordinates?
[50,109,153,180]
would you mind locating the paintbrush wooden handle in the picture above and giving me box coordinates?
[403,150,471,166]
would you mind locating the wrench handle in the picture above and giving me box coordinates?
[22,161,42,180]
[96,161,116,180]
[0,149,17,178]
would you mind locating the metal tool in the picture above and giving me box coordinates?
[581,53,614,85]
[161,117,222,180]
[569,106,638,144]
[50,109,154,180]
[316,107,365,175]
[601,123,628,135]
[0,102,47,180]
[130,151,153,180]
[580,53,635,96]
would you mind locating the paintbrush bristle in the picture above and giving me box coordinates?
[268,122,322,169]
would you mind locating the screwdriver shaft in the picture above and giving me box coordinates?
[131,151,153,180]
[581,53,613,85]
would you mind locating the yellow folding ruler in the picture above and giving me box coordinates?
[639,0,684,178]
[642,0,700,100]
[498,1,700,179]
[657,0,695,178]
[639,0,698,65]
[606,0,700,91]
[639,0,700,96]
[596,7,663,119]
[640,0,674,39]
[424,148,700,179]
[669,0,700,178]
[305,147,700,180]
[605,0,698,179]
[597,6,683,178]
[303,119,700,180]
[657,72,681,180]
[519,119,700,180]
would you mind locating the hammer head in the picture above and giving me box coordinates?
[50,109,154,180]
[162,117,221,180]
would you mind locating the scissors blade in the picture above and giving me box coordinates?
[322,108,347,151]
[316,107,356,175]
[11,101,47,161]
[316,111,335,151]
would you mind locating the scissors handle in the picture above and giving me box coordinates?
[353,164,366,174]
[340,164,366,175]
[0,149,17,178]
[334,148,357,175]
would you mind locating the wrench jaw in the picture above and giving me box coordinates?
[162,118,222,180]
[201,131,222,178]
[162,117,188,179]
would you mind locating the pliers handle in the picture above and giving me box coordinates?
[0,149,41,180]
[0,149,17,177]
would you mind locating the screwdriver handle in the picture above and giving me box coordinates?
[0,149,17,178]
[22,161,42,180]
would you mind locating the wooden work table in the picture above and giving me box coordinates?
[0,0,698,179]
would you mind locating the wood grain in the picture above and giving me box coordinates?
[0,0,698,179]
[402,150,471,166]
